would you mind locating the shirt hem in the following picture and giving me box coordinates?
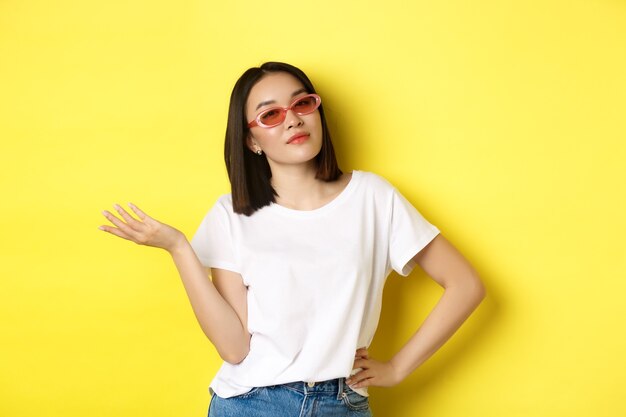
[397,227,441,276]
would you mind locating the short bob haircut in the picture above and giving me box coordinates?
[224,62,342,216]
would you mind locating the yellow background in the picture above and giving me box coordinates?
[1,0,625,416]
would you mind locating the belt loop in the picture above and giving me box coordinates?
[337,377,344,400]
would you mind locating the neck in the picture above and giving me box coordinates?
[270,163,324,210]
[267,162,350,211]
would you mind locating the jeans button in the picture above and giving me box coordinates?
[307,381,315,387]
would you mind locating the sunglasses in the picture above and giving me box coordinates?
[247,94,321,128]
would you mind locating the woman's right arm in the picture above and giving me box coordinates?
[100,203,250,364]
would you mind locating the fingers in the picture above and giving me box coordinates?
[347,369,373,387]
[352,358,368,370]
[355,347,369,360]
[100,208,140,242]
[98,224,134,241]
[348,353,374,388]
[99,202,168,248]
[347,358,401,388]
[102,210,131,235]
[350,348,370,386]
[112,204,143,231]
[101,209,127,229]
[127,202,148,221]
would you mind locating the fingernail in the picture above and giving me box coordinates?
[98,226,105,231]
[114,203,121,210]
[102,210,108,216]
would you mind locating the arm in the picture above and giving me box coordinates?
[100,203,250,364]
[169,245,250,364]
[347,234,486,388]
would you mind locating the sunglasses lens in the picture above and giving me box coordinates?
[258,108,284,127]
[293,95,319,114]
[254,95,320,127]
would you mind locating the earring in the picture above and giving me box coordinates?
[255,149,263,155]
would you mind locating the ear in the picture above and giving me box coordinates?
[246,135,260,154]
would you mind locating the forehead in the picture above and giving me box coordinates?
[247,72,306,110]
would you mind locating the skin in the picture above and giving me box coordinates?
[100,204,251,364]
[245,72,351,210]
[99,71,486,391]
[246,72,323,171]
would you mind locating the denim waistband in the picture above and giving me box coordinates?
[279,378,347,397]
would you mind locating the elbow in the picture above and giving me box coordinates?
[221,352,247,365]
[448,269,486,306]
[203,326,251,365]
[469,272,487,305]
[444,268,486,301]
[218,345,250,365]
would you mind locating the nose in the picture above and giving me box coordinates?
[284,109,304,129]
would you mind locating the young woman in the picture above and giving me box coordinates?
[99,62,486,416]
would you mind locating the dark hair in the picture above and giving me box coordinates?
[224,62,342,216]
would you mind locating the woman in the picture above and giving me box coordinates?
[99,62,486,416]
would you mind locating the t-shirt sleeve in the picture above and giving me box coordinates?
[190,199,240,273]
[389,188,440,276]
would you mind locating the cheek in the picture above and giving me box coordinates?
[313,113,323,131]
[253,129,281,147]
[313,123,323,141]
[302,113,322,133]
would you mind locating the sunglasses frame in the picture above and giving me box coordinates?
[247,94,321,128]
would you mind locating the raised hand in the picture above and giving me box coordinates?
[99,203,186,253]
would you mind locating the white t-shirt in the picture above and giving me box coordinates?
[190,170,440,398]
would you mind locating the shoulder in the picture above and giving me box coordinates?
[198,194,234,223]
[353,170,397,193]
[214,194,234,211]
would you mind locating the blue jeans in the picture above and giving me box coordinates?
[208,378,373,417]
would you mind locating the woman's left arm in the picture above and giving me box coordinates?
[346,234,486,389]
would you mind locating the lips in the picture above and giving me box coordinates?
[287,133,310,144]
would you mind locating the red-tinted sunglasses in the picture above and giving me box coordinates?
[247,94,321,128]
